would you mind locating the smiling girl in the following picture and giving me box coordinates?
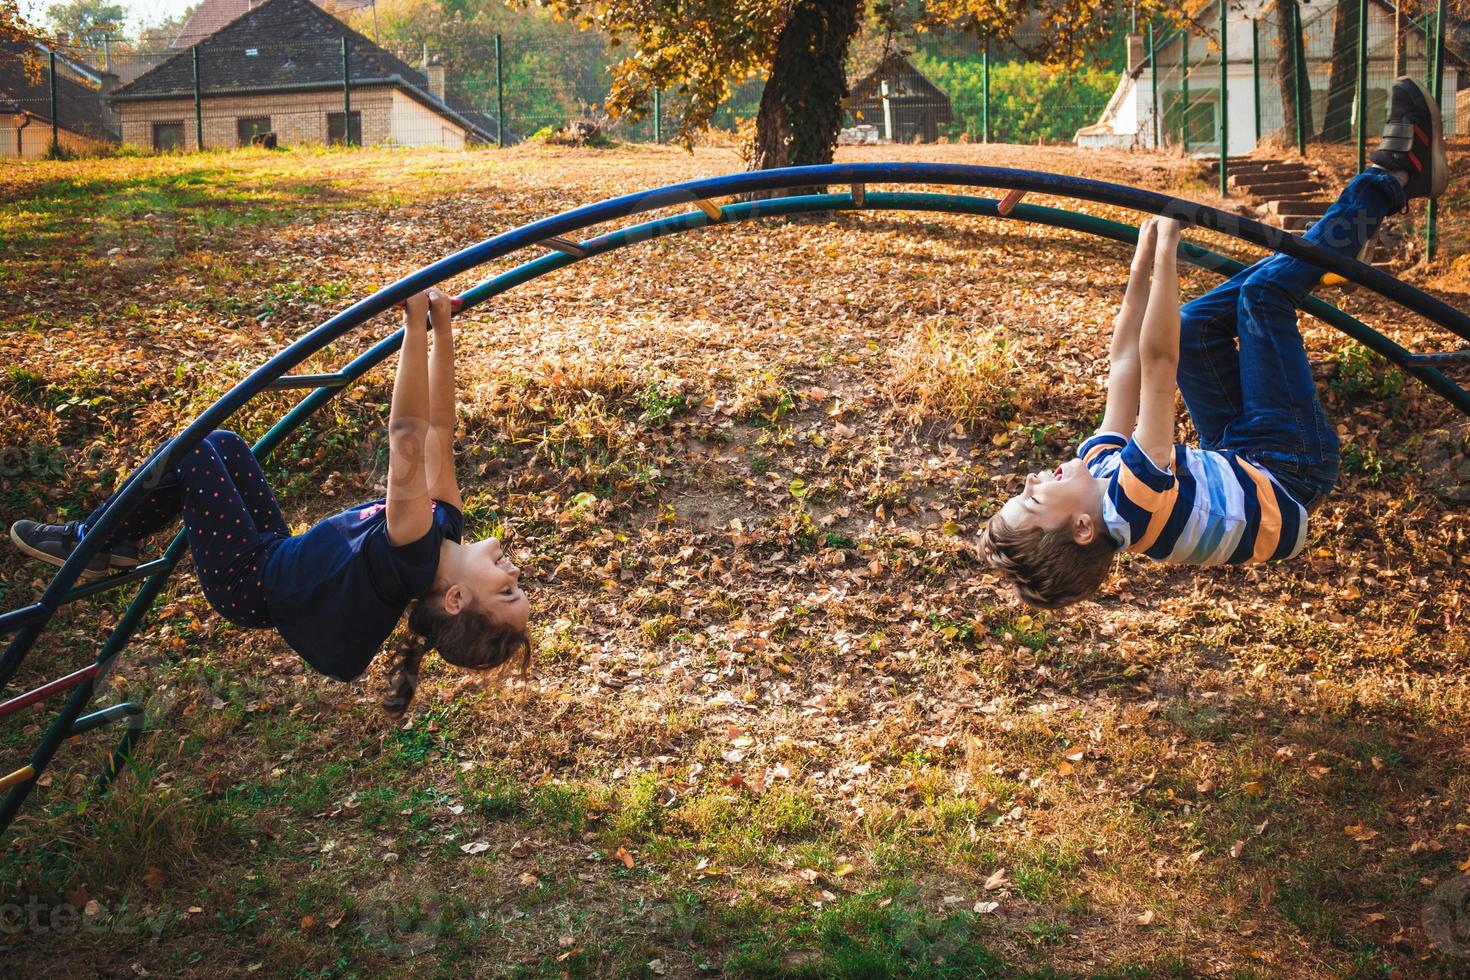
[10,288,529,716]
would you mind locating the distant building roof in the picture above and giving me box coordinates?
[0,39,118,141]
[112,0,502,143]
[172,0,375,49]
[849,53,952,114]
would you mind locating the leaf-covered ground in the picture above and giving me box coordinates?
[1,141,1468,978]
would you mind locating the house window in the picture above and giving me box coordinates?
[152,121,185,151]
[327,111,362,146]
[237,116,272,146]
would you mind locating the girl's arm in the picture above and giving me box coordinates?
[425,288,463,510]
[386,292,434,546]
[1134,218,1183,470]
[1098,217,1158,436]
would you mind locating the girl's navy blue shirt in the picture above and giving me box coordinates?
[262,499,464,680]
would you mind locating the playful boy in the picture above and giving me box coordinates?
[980,77,1448,609]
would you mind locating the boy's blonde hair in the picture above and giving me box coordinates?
[978,512,1118,609]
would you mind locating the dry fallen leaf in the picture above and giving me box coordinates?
[460,841,492,855]
[984,868,1008,891]
[615,846,635,869]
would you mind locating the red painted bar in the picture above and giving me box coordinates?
[0,664,99,720]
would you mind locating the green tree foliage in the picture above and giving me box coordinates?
[3,0,44,83]
[521,0,1177,165]
[43,0,124,51]
[348,0,612,135]
[132,7,195,52]
[908,53,1116,143]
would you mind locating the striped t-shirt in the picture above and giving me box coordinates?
[1078,432,1308,565]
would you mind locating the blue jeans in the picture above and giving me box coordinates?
[1176,169,1406,510]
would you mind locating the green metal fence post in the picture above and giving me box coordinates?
[1220,0,1229,195]
[1252,17,1261,144]
[1291,0,1307,154]
[494,34,505,148]
[341,38,353,147]
[48,50,59,155]
[1428,0,1447,259]
[1149,23,1160,148]
[1182,29,1191,152]
[982,34,991,143]
[654,88,662,143]
[1356,0,1368,171]
[192,47,203,151]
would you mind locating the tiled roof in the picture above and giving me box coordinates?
[0,40,118,141]
[112,0,500,142]
[172,0,375,49]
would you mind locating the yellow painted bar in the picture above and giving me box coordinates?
[696,198,723,221]
[0,766,35,794]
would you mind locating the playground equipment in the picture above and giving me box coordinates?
[1,163,1467,836]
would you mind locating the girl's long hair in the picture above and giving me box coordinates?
[381,593,532,717]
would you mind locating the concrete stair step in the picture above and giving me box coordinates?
[1214,162,1313,178]
[1203,157,1289,171]
[1259,199,1333,216]
[1242,182,1327,198]
[1229,174,1322,194]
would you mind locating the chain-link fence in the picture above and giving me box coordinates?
[848,31,1123,146]
[1132,0,1453,161]
[3,12,1127,157]
[0,1,1461,163]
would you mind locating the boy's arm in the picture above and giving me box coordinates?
[1097,218,1158,437]
[1134,218,1183,470]
[386,293,434,546]
[425,288,463,511]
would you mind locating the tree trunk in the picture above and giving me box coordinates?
[1321,0,1360,141]
[1275,0,1314,142]
[749,0,862,194]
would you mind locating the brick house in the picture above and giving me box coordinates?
[108,0,500,151]
[1,41,119,158]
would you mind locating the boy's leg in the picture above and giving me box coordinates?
[1221,169,1408,499]
[1175,263,1259,449]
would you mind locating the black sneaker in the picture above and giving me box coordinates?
[1370,76,1448,200]
[10,520,113,581]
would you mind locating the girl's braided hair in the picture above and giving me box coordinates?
[381,592,532,717]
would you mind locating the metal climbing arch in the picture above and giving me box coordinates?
[2,163,1467,836]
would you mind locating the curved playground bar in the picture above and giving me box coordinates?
[2,163,1467,835]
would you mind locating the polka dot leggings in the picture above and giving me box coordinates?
[82,430,287,629]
